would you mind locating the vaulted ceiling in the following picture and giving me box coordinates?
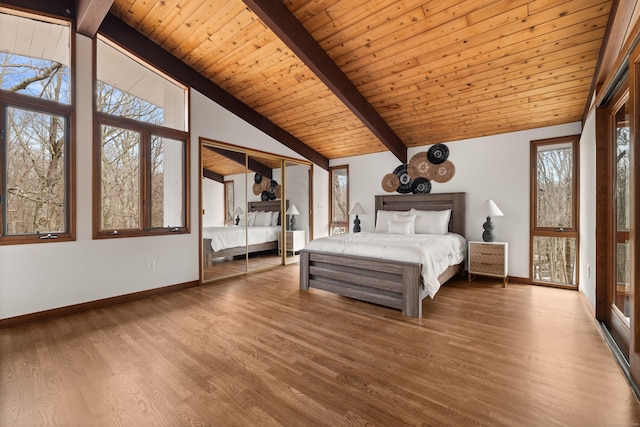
[3,0,628,171]
[106,0,615,166]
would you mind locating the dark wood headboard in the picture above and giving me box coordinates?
[248,200,288,212]
[374,193,466,236]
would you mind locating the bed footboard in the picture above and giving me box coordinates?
[300,250,423,317]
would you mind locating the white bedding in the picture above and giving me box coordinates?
[203,226,280,252]
[304,232,466,298]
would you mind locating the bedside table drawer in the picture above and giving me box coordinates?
[470,252,504,265]
[469,261,504,276]
[469,243,504,256]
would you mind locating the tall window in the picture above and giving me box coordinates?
[530,135,579,287]
[94,37,188,238]
[329,165,348,235]
[613,94,631,322]
[0,10,74,244]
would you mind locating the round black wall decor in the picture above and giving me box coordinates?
[427,144,449,164]
[393,164,412,193]
[411,177,432,194]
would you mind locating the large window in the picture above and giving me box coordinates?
[530,135,579,287]
[0,10,74,245]
[94,37,188,238]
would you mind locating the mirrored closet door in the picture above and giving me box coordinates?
[283,161,312,265]
[201,139,312,283]
[201,143,248,282]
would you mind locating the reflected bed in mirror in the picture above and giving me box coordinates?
[202,200,286,267]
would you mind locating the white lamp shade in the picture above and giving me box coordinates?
[286,204,300,215]
[349,202,366,215]
[233,206,244,216]
[477,199,503,217]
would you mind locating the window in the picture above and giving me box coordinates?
[530,135,579,287]
[0,10,74,245]
[329,165,348,235]
[94,37,189,238]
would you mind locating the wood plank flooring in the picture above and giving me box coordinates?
[2,265,639,426]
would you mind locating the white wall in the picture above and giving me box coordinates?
[202,178,224,227]
[330,122,583,280]
[579,110,597,308]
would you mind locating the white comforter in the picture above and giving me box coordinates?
[304,232,466,298]
[203,226,280,252]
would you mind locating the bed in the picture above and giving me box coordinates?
[203,200,285,266]
[300,192,466,318]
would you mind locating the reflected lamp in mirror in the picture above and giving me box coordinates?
[234,207,243,225]
[477,199,504,242]
[286,204,300,230]
[348,202,366,233]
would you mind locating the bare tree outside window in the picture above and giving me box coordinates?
[329,166,348,235]
[94,36,188,237]
[1,47,71,238]
[614,104,630,319]
[100,125,140,230]
[531,137,579,287]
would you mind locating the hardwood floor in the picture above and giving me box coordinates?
[203,251,298,282]
[2,265,639,426]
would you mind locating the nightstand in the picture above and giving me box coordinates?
[279,229,305,255]
[468,241,508,287]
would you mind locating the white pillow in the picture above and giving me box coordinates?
[410,209,451,235]
[248,211,257,227]
[270,211,280,226]
[375,210,412,232]
[255,211,272,227]
[387,219,413,235]
[393,213,416,234]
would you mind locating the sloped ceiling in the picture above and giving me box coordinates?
[3,0,617,170]
[108,0,613,165]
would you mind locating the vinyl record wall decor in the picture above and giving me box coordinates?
[382,143,455,194]
[253,173,281,201]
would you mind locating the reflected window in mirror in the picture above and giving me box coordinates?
[224,181,234,225]
[329,165,349,235]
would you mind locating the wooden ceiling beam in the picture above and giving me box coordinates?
[202,168,224,184]
[98,14,329,170]
[204,146,273,179]
[76,0,113,37]
[243,0,407,164]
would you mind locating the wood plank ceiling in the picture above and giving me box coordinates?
[109,0,612,161]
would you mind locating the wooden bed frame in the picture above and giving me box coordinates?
[300,192,466,318]
[203,200,286,266]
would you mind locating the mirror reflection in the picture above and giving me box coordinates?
[284,161,311,264]
[201,139,312,282]
[246,154,283,273]
[202,145,248,281]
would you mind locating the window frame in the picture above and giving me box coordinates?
[0,10,75,246]
[529,134,580,288]
[92,37,190,239]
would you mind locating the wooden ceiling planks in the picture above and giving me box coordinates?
[110,0,612,160]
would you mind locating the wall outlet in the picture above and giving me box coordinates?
[586,264,591,278]
[146,259,156,271]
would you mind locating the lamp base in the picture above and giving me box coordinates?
[353,215,361,233]
[289,216,297,231]
[482,216,496,242]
